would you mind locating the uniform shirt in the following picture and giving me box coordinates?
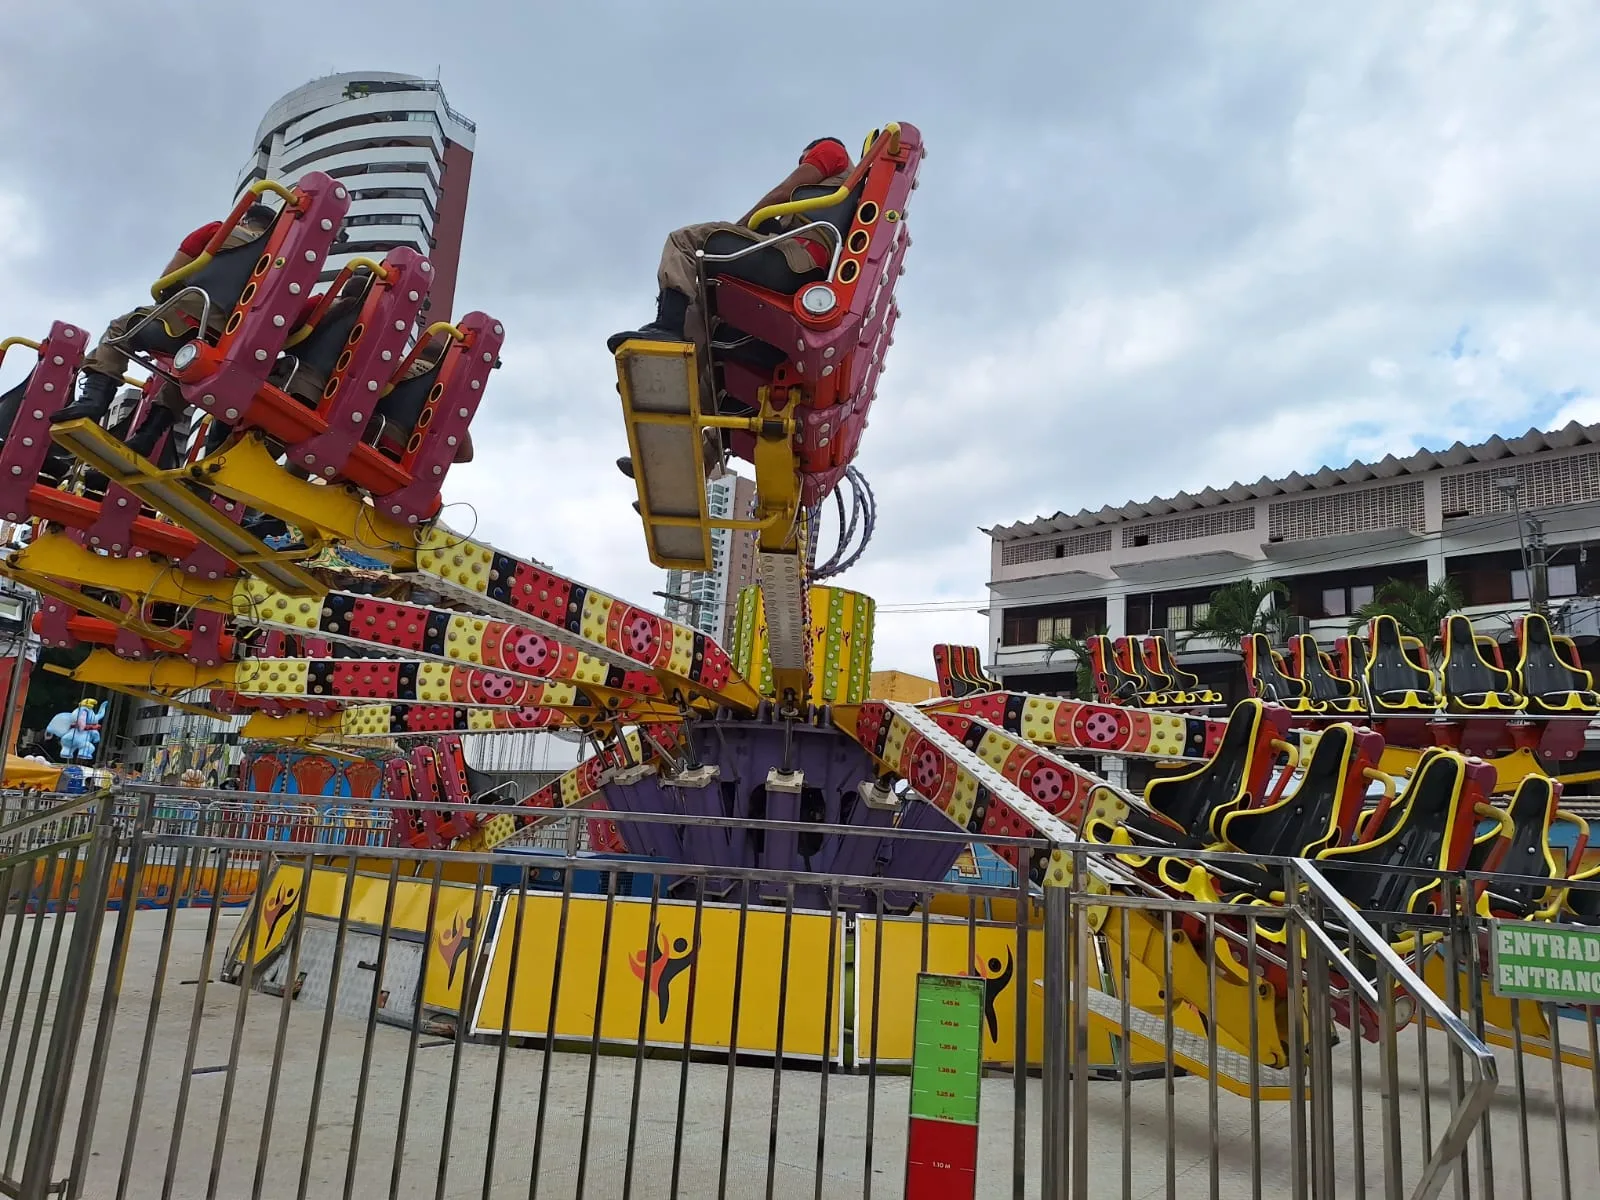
[795,140,853,266]
[177,221,224,258]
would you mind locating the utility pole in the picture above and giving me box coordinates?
[1496,476,1552,617]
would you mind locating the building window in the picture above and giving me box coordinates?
[1512,565,1578,600]
[1163,602,1210,631]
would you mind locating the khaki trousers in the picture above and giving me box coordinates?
[658,221,821,342]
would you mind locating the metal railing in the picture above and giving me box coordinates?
[0,783,1555,1199]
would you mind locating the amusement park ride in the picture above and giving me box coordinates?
[3,120,1599,1091]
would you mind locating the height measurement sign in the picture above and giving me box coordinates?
[1490,920,1600,1003]
[906,973,983,1198]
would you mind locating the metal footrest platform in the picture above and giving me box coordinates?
[614,339,712,570]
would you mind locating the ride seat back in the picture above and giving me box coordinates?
[1365,615,1437,711]
[1144,699,1287,842]
[1243,633,1309,704]
[1516,612,1600,712]
[1290,634,1360,703]
[372,311,504,525]
[0,322,91,521]
[180,172,350,428]
[282,247,434,480]
[1146,635,1209,694]
[1219,724,1380,857]
[1479,776,1562,915]
[1087,635,1142,704]
[1317,752,1488,914]
[1440,614,1521,710]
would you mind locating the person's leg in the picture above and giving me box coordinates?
[608,222,753,352]
[52,309,145,422]
[123,381,185,459]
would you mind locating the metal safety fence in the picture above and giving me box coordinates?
[0,782,1585,1198]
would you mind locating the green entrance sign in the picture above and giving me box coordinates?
[1490,920,1600,1003]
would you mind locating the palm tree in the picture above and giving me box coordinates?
[1045,630,1102,698]
[1181,580,1290,652]
[1350,579,1463,652]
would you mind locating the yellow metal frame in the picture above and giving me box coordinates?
[48,421,327,595]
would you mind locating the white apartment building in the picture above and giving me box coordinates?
[234,72,477,318]
[986,422,1600,693]
[662,474,758,642]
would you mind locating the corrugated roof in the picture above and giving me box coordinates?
[986,421,1600,542]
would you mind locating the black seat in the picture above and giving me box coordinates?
[1477,776,1561,916]
[1218,724,1361,858]
[1133,700,1273,845]
[133,227,275,354]
[1440,615,1522,711]
[1365,615,1437,712]
[1087,635,1151,704]
[704,181,862,295]
[1146,635,1220,702]
[1243,633,1315,710]
[1516,613,1600,715]
[1315,751,1469,914]
[1291,635,1362,708]
[279,278,373,404]
[373,357,447,447]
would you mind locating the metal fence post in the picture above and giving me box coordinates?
[1042,877,1069,1200]
[16,788,118,1200]
[65,787,152,1198]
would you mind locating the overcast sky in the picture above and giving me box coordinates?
[4,2,1599,676]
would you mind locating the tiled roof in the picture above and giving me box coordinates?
[986,421,1600,541]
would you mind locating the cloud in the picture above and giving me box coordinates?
[3,0,1599,682]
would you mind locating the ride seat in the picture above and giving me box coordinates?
[1144,635,1222,704]
[125,227,278,357]
[1086,635,1149,705]
[1243,633,1319,712]
[1473,776,1569,918]
[1217,724,1382,858]
[1315,752,1492,915]
[1440,614,1524,712]
[1130,699,1289,846]
[275,275,374,407]
[1364,615,1439,713]
[703,182,858,300]
[1289,634,1364,713]
[1515,612,1600,715]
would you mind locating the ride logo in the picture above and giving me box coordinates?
[629,920,701,1024]
[435,910,477,988]
[974,945,1015,1043]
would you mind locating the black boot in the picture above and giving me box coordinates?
[202,417,233,456]
[607,289,691,353]
[124,405,177,460]
[616,456,635,479]
[51,370,119,424]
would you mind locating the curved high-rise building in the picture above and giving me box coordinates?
[235,72,475,318]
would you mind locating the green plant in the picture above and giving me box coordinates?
[1350,578,1463,651]
[1045,629,1103,698]
[1181,580,1290,651]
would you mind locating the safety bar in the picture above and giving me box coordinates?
[698,218,846,283]
[382,320,466,394]
[0,336,41,370]
[1290,858,1498,1200]
[1553,807,1590,868]
[99,285,213,387]
[150,179,298,300]
[1357,766,1399,839]
[746,122,905,230]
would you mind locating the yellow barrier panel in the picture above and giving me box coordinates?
[856,913,1211,1069]
[471,894,845,1061]
[240,863,486,1012]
